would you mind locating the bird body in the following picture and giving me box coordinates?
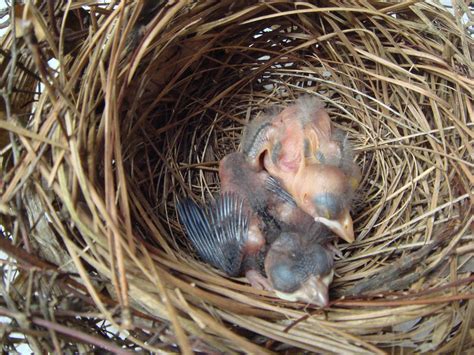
[178,152,336,306]
[241,96,360,243]
[178,96,361,306]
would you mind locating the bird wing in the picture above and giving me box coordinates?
[264,175,297,207]
[241,111,278,166]
[177,193,249,276]
[242,108,305,174]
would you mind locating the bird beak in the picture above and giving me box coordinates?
[274,275,330,307]
[305,276,329,307]
[315,210,354,243]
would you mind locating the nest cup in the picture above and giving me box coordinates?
[1,1,473,353]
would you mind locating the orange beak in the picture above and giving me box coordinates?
[315,209,354,243]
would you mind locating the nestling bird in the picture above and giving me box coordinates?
[177,152,336,306]
[241,96,360,243]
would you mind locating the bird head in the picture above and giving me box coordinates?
[265,232,335,307]
[291,164,355,243]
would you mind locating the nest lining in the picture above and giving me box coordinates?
[0,1,473,353]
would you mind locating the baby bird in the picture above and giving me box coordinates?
[265,229,334,306]
[241,96,360,243]
[177,152,336,306]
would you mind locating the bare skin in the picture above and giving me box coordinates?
[242,96,360,243]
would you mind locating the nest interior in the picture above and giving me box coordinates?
[0,1,473,353]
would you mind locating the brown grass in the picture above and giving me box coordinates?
[0,1,472,353]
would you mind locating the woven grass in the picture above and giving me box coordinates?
[0,1,473,353]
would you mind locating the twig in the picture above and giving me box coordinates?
[0,306,131,354]
[338,226,454,297]
[333,294,474,307]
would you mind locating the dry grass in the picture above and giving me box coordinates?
[0,1,473,353]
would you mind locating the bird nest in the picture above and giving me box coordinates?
[0,1,473,353]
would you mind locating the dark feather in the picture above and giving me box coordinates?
[177,193,249,276]
[265,175,297,207]
[241,107,280,159]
